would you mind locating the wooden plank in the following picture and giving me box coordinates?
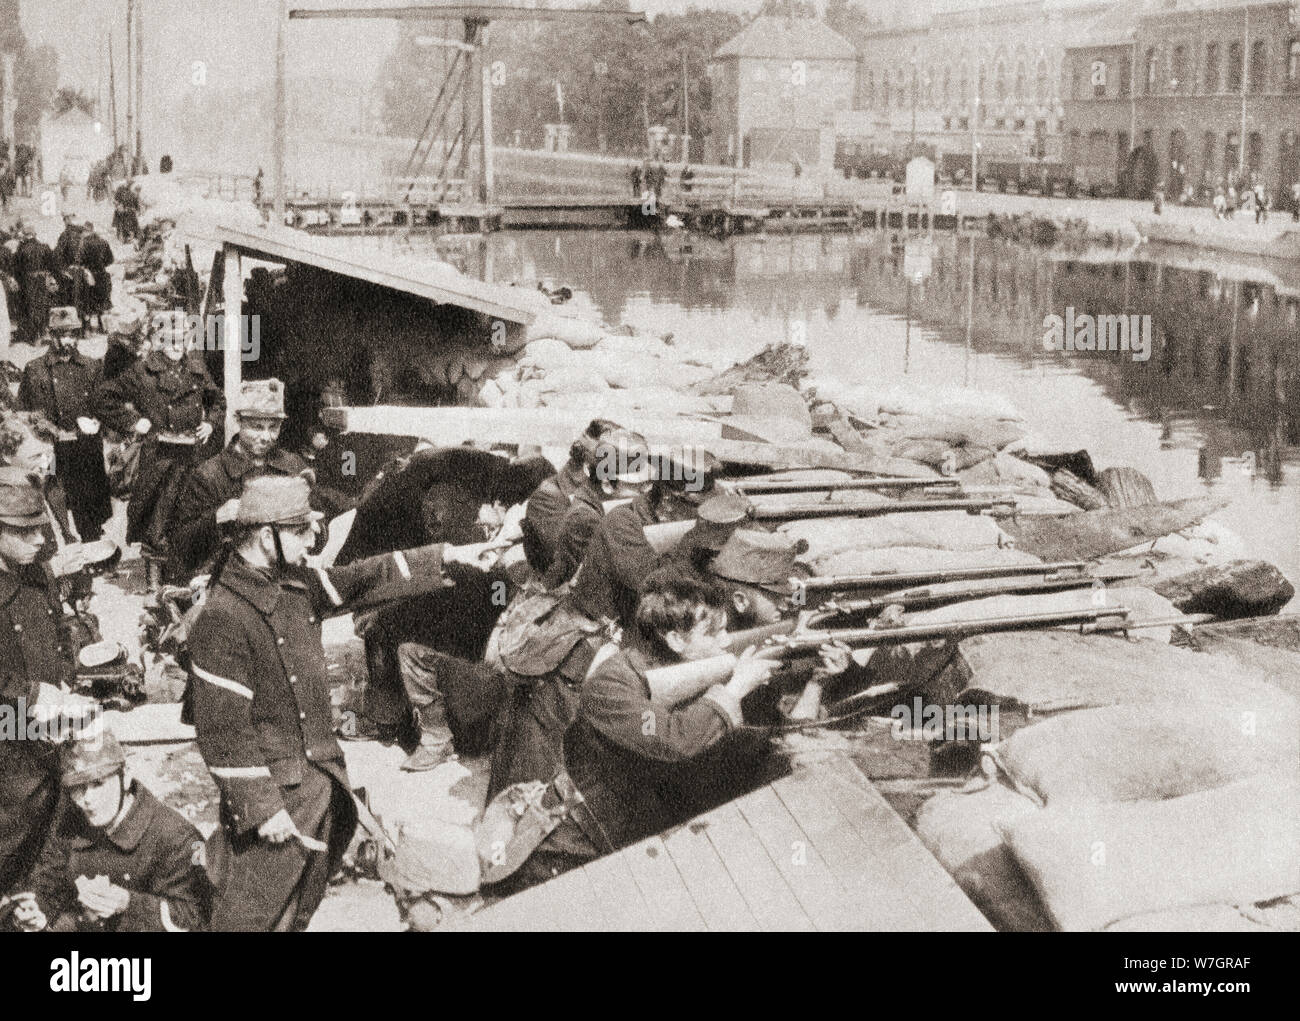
[661,823,762,932]
[321,404,893,472]
[770,771,925,931]
[697,800,815,932]
[580,852,653,932]
[818,757,992,932]
[733,784,867,931]
[620,835,708,932]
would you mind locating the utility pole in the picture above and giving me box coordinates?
[126,0,134,168]
[970,9,980,193]
[1238,6,1249,177]
[274,0,286,222]
[2,53,15,163]
[909,51,917,159]
[681,50,689,164]
[134,0,143,169]
[108,33,119,151]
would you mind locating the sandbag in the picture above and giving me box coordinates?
[532,365,609,395]
[813,545,1044,579]
[780,511,1012,564]
[984,703,1300,807]
[914,783,1052,932]
[999,773,1300,931]
[527,313,603,349]
[519,337,578,370]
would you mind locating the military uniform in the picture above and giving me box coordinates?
[520,461,585,575]
[188,480,455,931]
[92,349,224,548]
[0,476,76,894]
[539,481,604,590]
[18,337,112,541]
[28,782,209,932]
[13,232,54,345]
[568,495,662,627]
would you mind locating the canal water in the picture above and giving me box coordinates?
[443,229,1299,608]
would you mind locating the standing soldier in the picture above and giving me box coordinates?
[0,466,80,897]
[13,224,55,346]
[18,308,112,542]
[92,311,224,584]
[77,222,114,333]
[187,475,496,931]
[167,378,308,583]
[53,215,84,313]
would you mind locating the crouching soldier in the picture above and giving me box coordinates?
[13,731,210,932]
[187,475,496,931]
[478,566,849,892]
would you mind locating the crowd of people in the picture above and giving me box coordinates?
[0,194,853,929]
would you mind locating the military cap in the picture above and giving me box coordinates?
[653,446,721,504]
[48,306,80,333]
[708,528,809,595]
[235,475,323,527]
[0,466,49,528]
[62,730,127,787]
[236,377,288,419]
[682,490,753,553]
[591,430,654,485]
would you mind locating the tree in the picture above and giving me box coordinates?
[758,0,819,18]
[52,86,95,117]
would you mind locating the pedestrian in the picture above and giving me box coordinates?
[18,307,112,542]
[13,730,211,932]
[1152,180,1164,215]
[1254,182,1266,224]
[1213,185,1226,219]
[1226,184,1237,219]
[77,222,113,332]
[629,162,642,199]
[253,167,264,206]
[13,224,56,345]
[187,474,497,931]
[52,215,86,316]
[0,466,80,897]
[91,311,225,583]
[1292,181,1300,222]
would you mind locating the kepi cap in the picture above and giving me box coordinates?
[708,528,809,595]
[0,466,49,528]
[236,378,288,420]
[235,475,323,527]
[62,731,127,787]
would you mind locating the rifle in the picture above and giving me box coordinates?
[793,559,1096,594]
[800,569,1143,627]
[726,476,960,496]
[644,607,1211,706]
[749,497,1017,521]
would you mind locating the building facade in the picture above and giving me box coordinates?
[706,16,857,172]
[1063,0,1300,198]
[845,1,1112,167]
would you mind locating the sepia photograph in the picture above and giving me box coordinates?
[0,0,1295,976]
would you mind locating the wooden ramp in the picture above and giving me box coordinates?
[453,756,992,932]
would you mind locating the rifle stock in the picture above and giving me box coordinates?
[728,477,959,495]
[750,497,1017,521]
[795,560,1091,593]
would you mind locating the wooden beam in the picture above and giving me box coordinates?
[319,405,892,472]
[221,245,244,442]
[289,7,646,24]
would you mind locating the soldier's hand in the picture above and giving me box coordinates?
[133,417,151,436]
[258,809,300,845]
[195,422,214,444]
[813,640,853,678]
[49,543,88,578]
[11,893,46,932]
[215,497,241,525]
[76,416,100,435]
[727,645,779,699]
[442,540,506,568]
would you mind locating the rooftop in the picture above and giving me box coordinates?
[712,16,857,62]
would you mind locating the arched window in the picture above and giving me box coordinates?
[883,76,891,109]
[1290,40,1300,86]
[1119,55,1131,96]
[960,61,970,106]
[1036,58,1049,102]
[1250,40,1266,93]
[1171,45,1186,91]
[1205,42,1220,92]
[995,61,1007,102]
[1015,59,1026,101]
[897,67,908,108]
[1227,41,1243,90]
[865,69,875,109]
[943,65,952,106]
[978,62,987,108]
[1145,47,1158,94]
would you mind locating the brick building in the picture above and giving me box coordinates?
[844,1,1111,166]
[1062,0,1300,199]
[706,16,857,172]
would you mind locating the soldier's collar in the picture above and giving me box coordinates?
[221,440,298,481]
[71,782,154,852]
[220,552,308,615]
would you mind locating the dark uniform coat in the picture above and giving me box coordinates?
[13,236,54,344]
[167,441,309,581]
[187,544,452,931]
[78,232,114,315]
[520,462,582,575]
[568,495,660,627]
[18,350,112,541]
[28,783,210,932]
[91,351,224,547]
[540,481,605,590]
[0,563,76,894]
[52,226,84,309]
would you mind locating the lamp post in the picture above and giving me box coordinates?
[910,51,918,159]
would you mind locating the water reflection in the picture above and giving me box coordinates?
[430,228,1300,600]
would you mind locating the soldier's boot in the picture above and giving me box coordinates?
[400,702,456,772]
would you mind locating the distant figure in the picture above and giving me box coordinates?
[1225,185,1237,219]
[679,164,695,194]
[1254,182,1266,224]
[629,162,642,199]
[1152,181,1164,215]
[0,157,11,212]
[253,167,264,206]
[1213,186,1226,219]
[1292,181,1300,222]
[159,154,172,175]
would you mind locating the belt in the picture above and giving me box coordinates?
[55,429,77,443]
[155,431,197,446]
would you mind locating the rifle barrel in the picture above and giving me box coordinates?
[794,560,1090,593]
[729,477,959,495]
[750,497,1016,521]
[767,607,1210,654]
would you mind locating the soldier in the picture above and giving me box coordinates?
[18,307,112,542]
[0,467,79,896]
[52,216,85,314]
[13,224,55,346]
[520,418,619,576]
[167,378,308,583]
[13,730,210,932]
[92,312,224,581]
[77,222,114,333]
[187,475,497,931]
